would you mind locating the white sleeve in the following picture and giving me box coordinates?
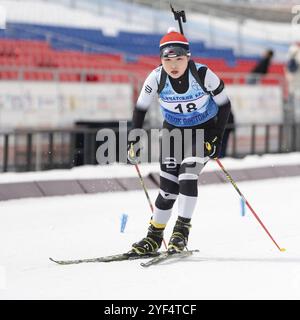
[204,68,230,106]
[136,69,159,111]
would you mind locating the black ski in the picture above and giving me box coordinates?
[49,251,160,265]
[140,249,199,267]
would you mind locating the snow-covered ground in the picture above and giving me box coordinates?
[0,154,299,300]
[0,153,299,183]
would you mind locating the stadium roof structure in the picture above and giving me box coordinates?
[122,0,295,23]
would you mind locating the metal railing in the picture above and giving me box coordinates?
[0,127,97,172]
[225,122,300,157]
[0,65,287,89]
[0,122,299,172]
[0,64,287,88]
[0,65,141,82]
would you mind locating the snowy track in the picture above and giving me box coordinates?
[0,173,300,299]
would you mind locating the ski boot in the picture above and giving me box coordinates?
[131,224,164,255]
[168,216,191,253]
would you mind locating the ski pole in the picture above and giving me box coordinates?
[214,157,286,252]
[129,144,167,250]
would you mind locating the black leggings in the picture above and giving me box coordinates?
[152,118,217,224]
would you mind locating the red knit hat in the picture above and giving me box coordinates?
[160,27,190,58]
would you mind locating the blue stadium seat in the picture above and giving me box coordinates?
[0,22,259,63]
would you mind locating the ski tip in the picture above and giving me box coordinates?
[49,257,60,264]
[140,249,199,268]
[140,262,150,268]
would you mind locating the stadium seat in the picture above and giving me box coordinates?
[0,23,286,86]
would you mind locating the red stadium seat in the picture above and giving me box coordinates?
[59,73,81,81]
[0,39,286,86]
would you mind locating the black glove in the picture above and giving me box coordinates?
[204,135,221,159]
